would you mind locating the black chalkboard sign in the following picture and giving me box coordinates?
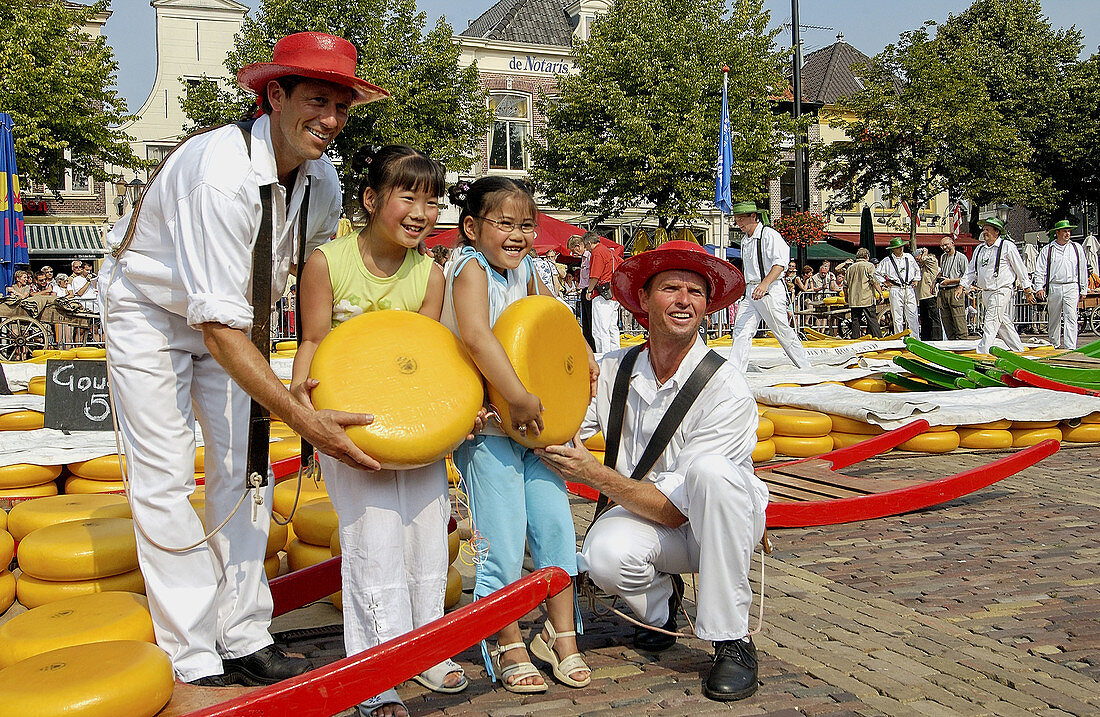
[44,359,112,431]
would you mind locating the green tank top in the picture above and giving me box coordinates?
[318,229,434,327]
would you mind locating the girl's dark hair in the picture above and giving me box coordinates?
[448,176,538,242]
[351,145,446,223]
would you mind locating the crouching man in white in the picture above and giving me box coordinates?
[536,241,769,702]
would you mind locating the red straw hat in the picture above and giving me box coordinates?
[237,32,389,106]
[612,240,744,325]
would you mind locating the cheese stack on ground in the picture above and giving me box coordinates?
[763,407,833,458]
[1059,411,1100,442]
[753,415,776,463]
[957,419,1013,449]
[1009,420,1061,447]
[288,499,339,575]
[274,476,328,518]
[6,494,131,542]
[15,518,143,608]
[0,464,61,499]
[65,455,127,494]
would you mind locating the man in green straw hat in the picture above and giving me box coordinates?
[955,217,1035,354]
[873,236,920,336]
[727,200,811,371]
[1033,219,1087,349]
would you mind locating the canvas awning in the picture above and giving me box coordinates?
[25,224,107,258]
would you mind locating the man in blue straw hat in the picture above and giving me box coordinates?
[1033,219,1088,349]
[727,200,811,371]
[955,217,1034,354]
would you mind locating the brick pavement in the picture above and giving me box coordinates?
[274,443,1100,716]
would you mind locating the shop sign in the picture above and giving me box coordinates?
[509,55,571,75]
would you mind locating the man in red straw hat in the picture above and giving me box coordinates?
[99,32,388,687]
[538,241,770,702]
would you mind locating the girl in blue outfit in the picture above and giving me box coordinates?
[442,177,593,693]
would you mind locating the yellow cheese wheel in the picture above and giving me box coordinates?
[0,507,6,532]
[445,564,462,610]
[28,376,47,396]
[74,347,107,359]
[68,455,126,481]
[751,439,776,463]
[0,640,173,717]
[1010,420,1058,430]
[583,432,606,451]
[7,494,131,542]
[16,569,146,609]
[0,592,154,668]
[264,554,281,580]
[897,430,961,454]
[964,419,1011,430]
[0,481,58,500]
[292,499,338,547]
[0,463,61,490]
[269,422,298,439]
[193,445,206,472]
[927,424,958,432]
[310,310,484,468]
[957,428,1013,449]
[269,437,302,463]
[273,479,328,520]
[18,518,138,581]
[286,538,333,573]
[772,434,833,458]
[844,377,887,393]
[0,570,13,613]
[827,415,883,435]
[764,408,832,437]
[1010,427,1061,447]
[0,410,45,431]
[830,432,876,450]
[488,295,591,449]
[329,528,341,556]
[275,340,298,352]
[1078,411,1100,424]
[756,417,774,440]
[0,530,12,567]
[62,476,126,494]
[1060,422,1100,443]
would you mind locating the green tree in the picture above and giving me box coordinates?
[935,0,1084,216]
[0,0,142,186]
[529,0,795,229]
[180,0,488,187]
[815,25,1031,249]
[1054,55,1100,216]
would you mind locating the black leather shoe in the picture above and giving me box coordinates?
[703,637,759,701]
[187,674,232,687]
[632,574,683,652]
[223,644,310,686]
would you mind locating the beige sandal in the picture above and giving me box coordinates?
[529,620,591,688]
[490,642,547,694]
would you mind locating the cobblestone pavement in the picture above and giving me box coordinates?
[274,443,1099,716]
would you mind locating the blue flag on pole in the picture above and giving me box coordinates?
[0,113,28,294]
[714,72,733,215]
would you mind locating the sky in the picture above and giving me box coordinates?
[104,0,1100,112]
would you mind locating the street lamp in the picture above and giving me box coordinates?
[115,177,145,215]
[870,201,889,224]
[995,203,1012,223]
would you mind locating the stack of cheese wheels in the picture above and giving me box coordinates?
[310,310,483,469]
[763,407,833,458]
[0,640,173,717]
[289,498,339,574]
[753,414,776,463]
[1009,420,1062,447]
[0,592,154,668]
[15,518,143,609]
[1,523,14,613]
[488,295,591,449]
[958,419,1013,449]
[829,414,885,450]
[445,515,462,610]
[0,464,61,501]
[66,455,127,494]
[190,496,287,580]
[6,494,131,543]
[1060,411,1100,442]
[896,424,960,454]
[0,410,45,431]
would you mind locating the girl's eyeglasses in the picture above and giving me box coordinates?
[479,216,538,236]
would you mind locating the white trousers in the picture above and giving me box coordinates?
[979,287,1024,354]
[1046,284,1080,349]
[101,273,274,682]
[729,283,811,372]
[320,455,450,657]
[591,294,621,357]
[888,286,919,335]
[578,455,768,641]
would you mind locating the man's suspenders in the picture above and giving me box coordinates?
[592,345,727,522]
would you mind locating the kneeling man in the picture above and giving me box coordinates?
[537,241,769,701]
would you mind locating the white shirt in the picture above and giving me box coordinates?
[580,338,758,514]
[873,252,920,287]
[103,114,341,331]
[961,238,1033,292]
[740,223,789,285]
[1033,241,1088,293]
[579,250,592,289]
[939,251,967,281]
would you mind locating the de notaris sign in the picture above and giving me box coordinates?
[509,55,571,75]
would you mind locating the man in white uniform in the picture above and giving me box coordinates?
[728,200,811,371]
[538,240,768,702]
[955,217,1035,354]
[99,33,388,686]
[1034,219,1088,349]
[873,236,920,336]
